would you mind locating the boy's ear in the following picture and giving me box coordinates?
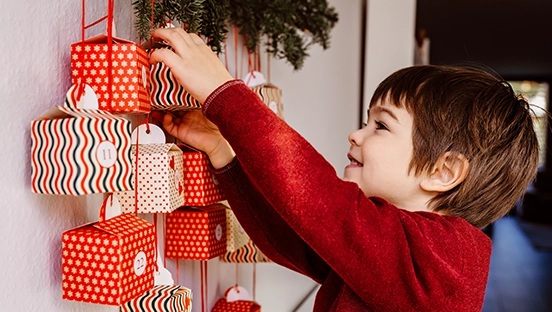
[420,152,470,193]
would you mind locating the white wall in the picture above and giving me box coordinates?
[0,0,412,311]
[363,0,416,122]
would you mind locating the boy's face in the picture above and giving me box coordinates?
[343,98,426,211]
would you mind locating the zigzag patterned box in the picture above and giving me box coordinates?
[30,106,133,195]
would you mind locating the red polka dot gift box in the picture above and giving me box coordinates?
[115,143,184,214]
[71,34,151,114]
[180,146,225,206]
[30,106,133,195]
[211,287,261,312]
[61,213,155,306]
[165,204,227,261]
[121,284,192,312]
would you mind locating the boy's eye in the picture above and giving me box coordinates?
[375,121,388,130]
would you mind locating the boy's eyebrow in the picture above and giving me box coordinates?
[368,106,399,122]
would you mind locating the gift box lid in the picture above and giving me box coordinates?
[72,34,139,46]
[94,213,153,236]
[34,105,127,122]
[133,143,181,155]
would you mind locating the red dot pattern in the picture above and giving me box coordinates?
[116,144,184,214]
[165,205,227,260]
[225,208,250,252]
[61,214,155,306]
[212,299,261,312]
[183,152,224,206]
[70,39,151,114]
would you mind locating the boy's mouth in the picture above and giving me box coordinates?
[347,154,363,166]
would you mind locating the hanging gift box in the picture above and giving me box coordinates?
[30,106,133,195]
[149,47,202,111]
[121,285,192,312]
[220,239,271,263]
[165,205,227,260]
[70,34,151,114]
[211,286,261,312]
[116,143,184,213]
[180,146,224,206]
[245,71,284,120]
[251,84,284,120]
[61,213,156,306]
[225,206,250,252]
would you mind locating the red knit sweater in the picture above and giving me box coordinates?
[205,80,492,311]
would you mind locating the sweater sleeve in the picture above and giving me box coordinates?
[203,80,492,310]
[212,157,330,283]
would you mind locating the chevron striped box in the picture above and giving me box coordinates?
[71,34,151,114]
[149,54,201,111]
[121,285,192,312]
[30,106,133,195]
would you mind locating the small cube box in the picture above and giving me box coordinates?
[165,205,227,260]
[180,146,224,206]
[61,213,155,306]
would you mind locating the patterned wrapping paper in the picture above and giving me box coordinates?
[70,34,151,114]
[220,240,271,263]
[61,214,155,306]
[30,106,133,195]
[149,54,202,111]
[121,285,192,312]
[212,299,261,312]
[251,84,284,120]
[115,144,184,213]
[180,147,225,206]
[165,205,227,260]
[225,207,250,252]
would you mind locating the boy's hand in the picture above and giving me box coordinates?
[152,110,235,169]
[149,28,234,104]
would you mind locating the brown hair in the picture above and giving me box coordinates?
[370,65,539,228]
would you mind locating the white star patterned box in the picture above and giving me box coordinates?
[165,204,227,260]
[180,146,225,206]
[61,213,155,306]
[115,143,184,214]
[71,34,151,114]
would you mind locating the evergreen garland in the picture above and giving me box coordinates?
[133,0,338,70]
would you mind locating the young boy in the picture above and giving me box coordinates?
[149,28,539,311]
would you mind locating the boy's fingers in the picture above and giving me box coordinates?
[150,28,194,53]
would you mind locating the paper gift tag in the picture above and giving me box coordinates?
[154,252,174,285]
[131,123,166,144]
[104,194,122,220]
[226,286,251,302]
[244,71,267,88]
[65,84,99,110]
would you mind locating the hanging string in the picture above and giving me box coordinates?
[200,261,206,312]
[153,213,159,272]
[176,259,179,285]
[235,263,239,288]
[233,26,239,79]
[253,262,257,301]
[266,35,271,83]
[163,214,167,269]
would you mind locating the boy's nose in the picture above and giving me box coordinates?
[348,129,363,146]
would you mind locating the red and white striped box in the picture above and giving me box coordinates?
[30,106,133,195]
[115,144,184,213]
[180,146,224,206]
[71,34,151,114]
[61,213,155,306]
[121,285,192,312]
[149,55,201,111]
[165,205,227,260]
